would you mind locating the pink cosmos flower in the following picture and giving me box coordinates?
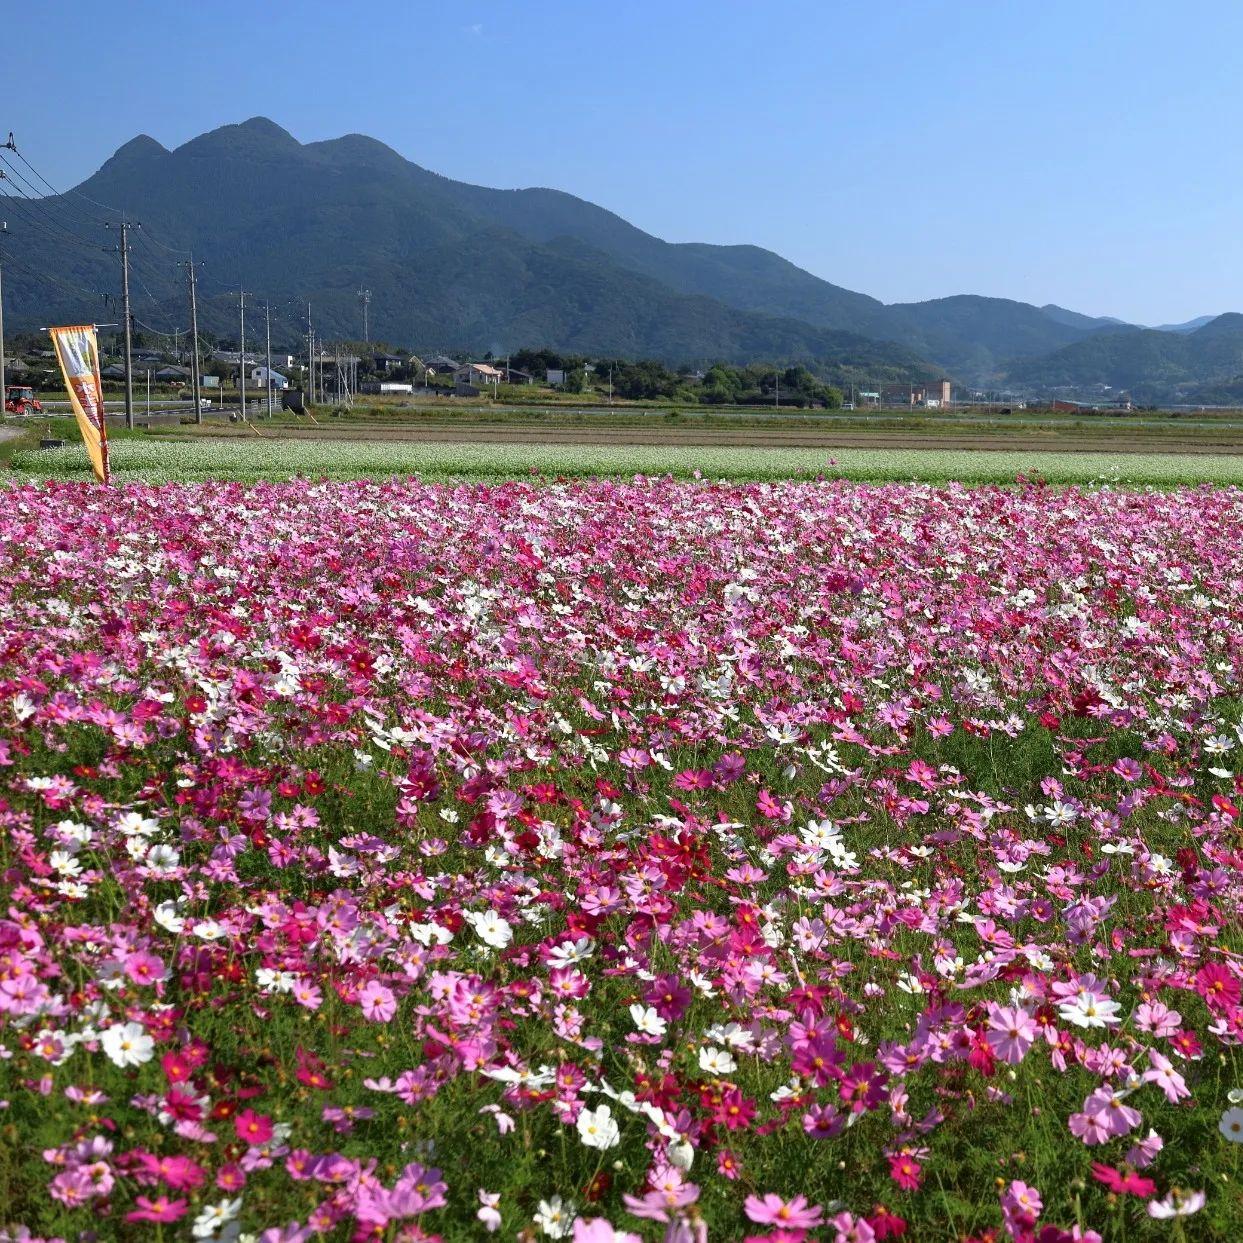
[573,1219,642,1242]
[124,951,166,985]
[1142,1049,1189,1103]
[1090,1163,1156,1197]
[986,1004,1037,1064]
[744,1193,824,1230]
[125,1195,188,1223]
[359,979,398,1022]
[234,1108,275,1146]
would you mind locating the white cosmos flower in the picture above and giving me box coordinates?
[255,968,295,994]
[668,1139,695,1170]
[576,1103,620,1150]
[629,1004,667,1037]
[55,820,94,845]
[1024,948,1055,972]
[705,1022,754,1050]
[1147,1189,1206,1219]
[191,1197,243,1238]
[1058,994,1122,1029]
[48,850,83,877]
[100,1021,154,1068]
[547,937,594,968]
[115,812,160,837]
[154,900,186,933]
[410,921,454,946]
[698,1046,737,1075]
[145,844,181,873]
[193,920,226,941]
[1219,1106,1243,1142]
[466,911,513,949]
[533,1195,575,1238]
[480,1064,556,1089]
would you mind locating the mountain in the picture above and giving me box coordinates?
[859,296,1111,380]
[1150,314,1217,333]
[1039,304,1131,331]
[1003,313,1243,401]
[0,119,926,378]
[0,118,1232,390]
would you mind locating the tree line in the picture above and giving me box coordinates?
[509,350,845,407]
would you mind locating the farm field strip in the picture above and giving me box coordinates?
[13,436,1243,484]
[191,421,1243,454]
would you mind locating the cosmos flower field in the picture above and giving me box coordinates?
[1,475,1242,1242]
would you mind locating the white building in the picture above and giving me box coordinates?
[251,366,289,390]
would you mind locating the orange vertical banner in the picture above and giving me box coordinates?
[48,325,109,483]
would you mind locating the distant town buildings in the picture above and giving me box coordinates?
[874,379,953,407]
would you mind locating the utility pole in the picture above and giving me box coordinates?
[181,255,203,424]
[238,290,247,419]
[264,300,273,419]
[105,221,140,429]
[357,288,371,343]
[775,371,780,411]
[306,301,314,405]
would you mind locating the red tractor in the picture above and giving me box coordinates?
[4,386,43,416]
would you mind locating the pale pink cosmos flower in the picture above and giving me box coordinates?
[358,980,397,1023]
[986,1004,1037,1064]
[743,1192,823,1230]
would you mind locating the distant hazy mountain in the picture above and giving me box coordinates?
[0,118,1233,392]
[1004,313,1243,401]
[1150,315,1217,333]
[1039,304,1131,331]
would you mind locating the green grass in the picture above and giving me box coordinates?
[11,437,1243,486]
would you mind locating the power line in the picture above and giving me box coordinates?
[131,223,190,256]
[0,166,107,258]
[0,242,108,304]
[2,137,190,266]
[0,153,178,332]
[5,141,122,218]
[132,316,190,337]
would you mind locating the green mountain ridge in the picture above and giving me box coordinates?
[1003,313,1243,401]
[0,118,1232,393]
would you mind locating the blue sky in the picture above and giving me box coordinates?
[4,0,1239,323]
